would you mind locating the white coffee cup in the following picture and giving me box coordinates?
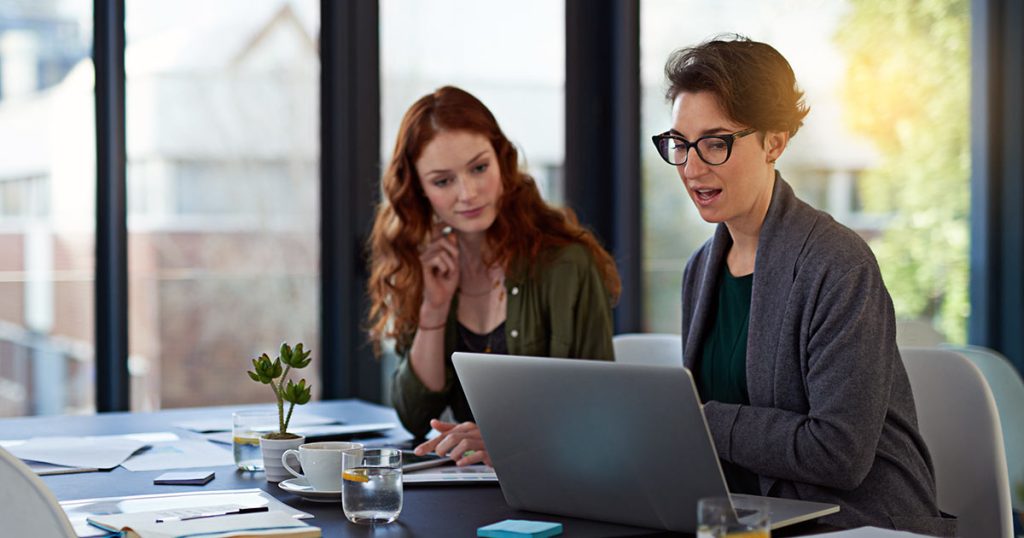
[281,441,363,492]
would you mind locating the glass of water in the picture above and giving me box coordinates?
[697,496,770,538]
[232,409,277,471]
[342,447,403,525]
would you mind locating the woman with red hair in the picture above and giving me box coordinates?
[367,86,620,466]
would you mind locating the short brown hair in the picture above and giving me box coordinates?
[664,34,809,136]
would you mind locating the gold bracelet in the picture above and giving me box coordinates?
[418,320,447,331]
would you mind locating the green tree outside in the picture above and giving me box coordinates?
[834,0,970,342]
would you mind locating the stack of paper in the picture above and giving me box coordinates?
[2,435,153,473]
[61,488,312,538]
[88,510,320,538]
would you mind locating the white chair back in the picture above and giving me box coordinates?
[612,333,683,367]
[901,347,1013,538]
[941,344,1024,512]
[0,446,77,537]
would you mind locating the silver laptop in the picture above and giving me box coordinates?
[452,352,839,533]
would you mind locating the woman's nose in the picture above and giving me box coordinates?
[681,147,707,178]
[457,176,477,200]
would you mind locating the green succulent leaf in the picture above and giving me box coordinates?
[283,379,312,405]
[280,342,312,369]
[293,343,312,369]
[248,354,277,384]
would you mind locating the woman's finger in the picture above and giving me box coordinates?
[433,431,463,457]
[414,435,442,456]
[430,419,458,432]
[437,234,459,259]
[456,448,488,467]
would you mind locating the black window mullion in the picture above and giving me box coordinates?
[565,0,642,333]
[320,0,381,401]
[969,0,1024,373]
[94,0,129,412]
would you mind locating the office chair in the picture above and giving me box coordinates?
[901,347,1014,538]
[612,333,683,367]
[940,344,1024,516]
[0,446,77,537]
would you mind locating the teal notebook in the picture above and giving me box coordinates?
[477,519,563,538]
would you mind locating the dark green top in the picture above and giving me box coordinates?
[697,265,752,405]
[390,243,616,438]
[696,262,759,495]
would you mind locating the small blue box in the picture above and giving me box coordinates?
[477,519,563,538]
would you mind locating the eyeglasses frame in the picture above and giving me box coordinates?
[651,127,758,166]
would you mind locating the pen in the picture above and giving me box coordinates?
[155,505,269,523]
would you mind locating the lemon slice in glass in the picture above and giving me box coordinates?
[343,469,369,483]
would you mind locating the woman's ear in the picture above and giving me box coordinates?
[764,131,790,164]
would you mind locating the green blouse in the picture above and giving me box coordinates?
[390,242,616,439]
[696,263,759,495]
[697,264,752,405]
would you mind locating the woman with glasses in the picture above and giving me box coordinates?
[653,36,953,535]
[368,86,620,466]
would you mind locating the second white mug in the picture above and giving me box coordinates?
[281,441,363,492]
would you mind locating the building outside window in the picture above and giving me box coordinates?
[0,0,94,417]
[123,0,321,410]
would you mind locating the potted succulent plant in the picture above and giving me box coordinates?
[247,342,313,482]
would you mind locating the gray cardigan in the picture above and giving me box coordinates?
[681,174,955,535]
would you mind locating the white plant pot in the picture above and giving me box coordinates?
[260,435,305,483]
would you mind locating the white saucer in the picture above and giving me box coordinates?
[278,477,340,502]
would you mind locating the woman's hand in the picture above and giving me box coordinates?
[419,225,460,317]
[413,419,492,466]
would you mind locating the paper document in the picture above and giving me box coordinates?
[25,460,99,476]
[403,463,498,485]
[204,422,396,445]
[6,436,147,469]
[2,432,179,471]
[61,488,312,538]
[174,413,337,433]
[88,509,321,538]
[121,439,234,471]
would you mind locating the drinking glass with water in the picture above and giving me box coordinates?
[342,448,403,525]
[697,496,770,538]
[232,410,276,471]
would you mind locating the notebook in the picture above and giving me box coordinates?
[88,509,320,538]
[61,488,311,538]
[452,352,839,533]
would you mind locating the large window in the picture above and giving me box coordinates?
[125,0,321,410]
[380,0,566,203]
[0,0,95,416]
[640,0,970,345]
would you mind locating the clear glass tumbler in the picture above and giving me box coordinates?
[697,496,770,538]
[232,409,277,471]
[342,447,403,525]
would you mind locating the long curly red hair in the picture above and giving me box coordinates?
[367,86,620,356]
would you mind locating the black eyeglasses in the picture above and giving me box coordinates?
[651,128,757,166]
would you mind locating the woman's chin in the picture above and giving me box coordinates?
[690,204,724,224]
[451,214,498,235]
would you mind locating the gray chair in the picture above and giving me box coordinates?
[0,446,77,537]
[940,344,1024,515]
[612,333,683,367]
[901,347,1013,538]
